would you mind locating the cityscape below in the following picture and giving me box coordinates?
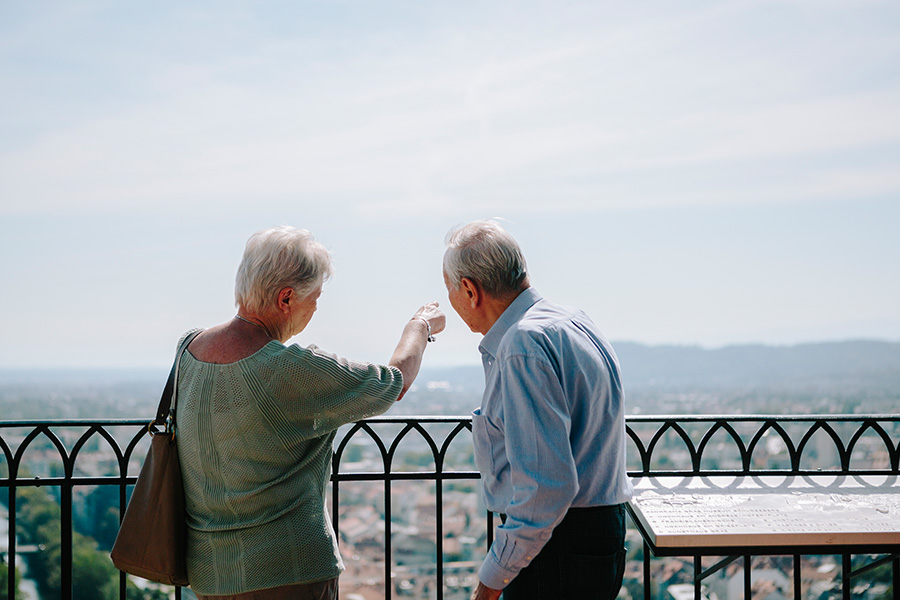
[1,339,898,600]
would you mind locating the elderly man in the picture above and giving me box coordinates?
[443,220,633,600]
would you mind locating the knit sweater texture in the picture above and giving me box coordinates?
[175,334,403,595]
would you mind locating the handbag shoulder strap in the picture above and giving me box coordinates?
[154,329,204,426]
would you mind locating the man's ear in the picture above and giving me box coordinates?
[276,287,294,314]
[460,277,481,308]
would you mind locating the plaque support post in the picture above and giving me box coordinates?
[893,556,898,600]
[743,556,751,600]
[842,554,851,600]
[693,556,701,600]
[643,541,652,600]
[793,554,801,600]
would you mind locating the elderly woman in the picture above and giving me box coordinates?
[175,226,445,600]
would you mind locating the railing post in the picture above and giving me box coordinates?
[487,510,494,548]
[435,459,444,600]
[6,482,16,600]
[118,471,128,600]
[384,472,392,600]
[61,482,73,600]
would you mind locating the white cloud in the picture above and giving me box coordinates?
[657,91,900,166]
[4,0,900,218]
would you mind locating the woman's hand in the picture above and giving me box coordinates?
[411,301,446,339]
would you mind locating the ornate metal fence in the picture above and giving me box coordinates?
[1,414,898,600]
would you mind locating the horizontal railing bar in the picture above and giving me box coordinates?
[625,469,900,477]
[0,418,150,427]
[624,414,900,422]
[2,414,898,429]
[0,475,483,488]
[352,415,474,423]
[0,477,138,487]
[334,470,481,482]
[5,468,897,488]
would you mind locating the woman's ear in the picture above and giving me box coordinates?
[276,287,294,314]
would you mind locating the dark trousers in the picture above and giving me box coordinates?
[502,504,626,600]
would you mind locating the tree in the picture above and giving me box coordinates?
[15,485,120,600]
[76,485,121,551]
[0,562,22,600]
[127,583,174,600]
[73,536,118,600]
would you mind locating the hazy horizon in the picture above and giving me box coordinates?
[0,337,897,374]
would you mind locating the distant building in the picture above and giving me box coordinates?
[728,568,790,600]
[669,583,718,600]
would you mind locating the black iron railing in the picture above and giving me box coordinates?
[1,415,898,600]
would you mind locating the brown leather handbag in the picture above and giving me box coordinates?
[111,330,202,586]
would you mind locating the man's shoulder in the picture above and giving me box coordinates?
[499,299,581,350]
[520,297,586,330]
[505,298,610,348]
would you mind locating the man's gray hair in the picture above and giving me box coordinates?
[235,226,333,312]
[443,220,529,296]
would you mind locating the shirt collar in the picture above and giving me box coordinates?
[479,287,543,359]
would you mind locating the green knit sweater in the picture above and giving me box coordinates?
[175,335,403,595]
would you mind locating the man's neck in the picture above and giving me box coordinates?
[481,287,528,334]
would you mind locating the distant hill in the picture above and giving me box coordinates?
[614,339,900,391]
[419,340,900,394]
[3,339,899,397]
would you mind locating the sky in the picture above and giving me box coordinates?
[1,0,899,369]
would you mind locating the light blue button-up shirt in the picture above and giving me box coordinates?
[471,287,633,590]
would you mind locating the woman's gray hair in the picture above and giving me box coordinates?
[443,220,529,297]
[234,226,333,312]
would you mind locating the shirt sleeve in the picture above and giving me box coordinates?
[267,344,404,435]
[479,353,580,589]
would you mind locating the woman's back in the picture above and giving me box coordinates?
[177,336,403,595]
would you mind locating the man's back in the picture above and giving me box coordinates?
[493,293,633,506]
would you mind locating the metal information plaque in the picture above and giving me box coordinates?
[628,475,900,548]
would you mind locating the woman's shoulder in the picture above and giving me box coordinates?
[177,328,204,348]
